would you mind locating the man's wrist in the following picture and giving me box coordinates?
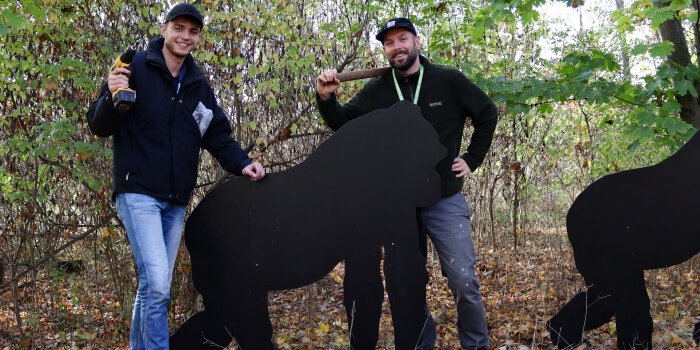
[317,91,332,101]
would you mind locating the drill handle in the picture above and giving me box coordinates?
[110,47,137,112]
[110,47,137,72]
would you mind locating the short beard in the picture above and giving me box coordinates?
[389,45,419,72]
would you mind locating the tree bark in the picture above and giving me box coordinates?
[654,1,700,127]
[616,0,631,79]
[693,0,700,61]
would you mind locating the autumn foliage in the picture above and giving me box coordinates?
[1,0,698,349]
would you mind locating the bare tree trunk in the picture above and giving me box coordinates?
[693,0,700,59]
[512,174,520,250]
[489,173,501,250]
[654,1,700,127]
[616,0,631,79]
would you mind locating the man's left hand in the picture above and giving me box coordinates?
[242,162,265,181]
[452,157,471,178]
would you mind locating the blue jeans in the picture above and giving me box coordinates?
[116,193,187,350]
[418,193,489,349]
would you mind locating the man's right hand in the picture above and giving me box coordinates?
[317,69,340,101]
[108,67,131,94]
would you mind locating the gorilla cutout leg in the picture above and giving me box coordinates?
[229,290,275,350]
[383,241,428,350]
[614,271,652,350]
[548,269,652,349]
[170,296,232,349]
[547,287,616,348]
[170,292,273,350]
[343,248,384,350]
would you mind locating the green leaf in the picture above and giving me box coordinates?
[656,64,677,80]
[577,70,594,81]
[626,125,654,141]
[536,103,554,115]
[675,79,697,97]
[645,5,676,29]
[630,108,656,126]
[626,141,640,152]
[661,117,692,134]
[508,103,530,115]
[631,44,648,56]
[249,64,258,75]
[1,9,25,29]
[648,41,675,58]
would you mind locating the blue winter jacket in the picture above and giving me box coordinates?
[87,37,251,205]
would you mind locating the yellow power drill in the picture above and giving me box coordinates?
[111,47,137,112]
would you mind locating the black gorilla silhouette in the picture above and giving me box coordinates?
[548,131,700,349]
[170,101,446,349]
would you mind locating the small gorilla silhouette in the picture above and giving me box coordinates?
[170,101,446,349]
[548,131,700,349]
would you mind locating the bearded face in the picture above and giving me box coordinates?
[388,41,419,71]
[382,29,421,73]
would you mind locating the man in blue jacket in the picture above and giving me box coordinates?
[86,3,265,349]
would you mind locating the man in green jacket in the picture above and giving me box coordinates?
[317,18,497,350]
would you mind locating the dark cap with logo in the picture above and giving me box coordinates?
[375,17,417,43]
[165,3,204,28]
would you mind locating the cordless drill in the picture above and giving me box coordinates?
[111,47,137,112]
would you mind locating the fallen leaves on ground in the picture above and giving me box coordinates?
[1,230,698,349]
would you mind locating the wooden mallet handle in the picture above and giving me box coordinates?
[336,67,391,82]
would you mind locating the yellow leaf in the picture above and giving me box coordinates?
[115,301,120,307]
[318,322,330,333]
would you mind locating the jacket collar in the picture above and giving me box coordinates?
[146,37,205,85]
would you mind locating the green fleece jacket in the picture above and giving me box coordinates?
[317,56,498,197]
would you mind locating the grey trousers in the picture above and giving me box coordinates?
[418,193,489,349]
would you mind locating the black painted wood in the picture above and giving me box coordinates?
[170,101,446,349]
[548,131,700,349]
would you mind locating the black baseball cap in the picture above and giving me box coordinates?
[165,3,204,29]
[375,17,417,43]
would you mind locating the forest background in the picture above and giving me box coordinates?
[1,0,699,348]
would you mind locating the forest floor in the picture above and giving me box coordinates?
[1,231,698,349]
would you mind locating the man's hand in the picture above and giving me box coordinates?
[108,67,131,94]
[452,157,471,178]
[242,162,265,181]
[317,69,340,101]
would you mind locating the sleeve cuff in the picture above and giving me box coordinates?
[462,154,479,173]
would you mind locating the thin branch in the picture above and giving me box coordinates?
[0,212,117,290]
[611,95,645,107]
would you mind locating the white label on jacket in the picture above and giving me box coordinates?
[192,102,213,137]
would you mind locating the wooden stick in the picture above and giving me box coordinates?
[337,67,392,82]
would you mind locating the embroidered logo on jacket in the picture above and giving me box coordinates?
[192,102,213,136]
[429,101,443,107]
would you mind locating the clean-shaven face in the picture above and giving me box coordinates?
[161,17,201,59]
